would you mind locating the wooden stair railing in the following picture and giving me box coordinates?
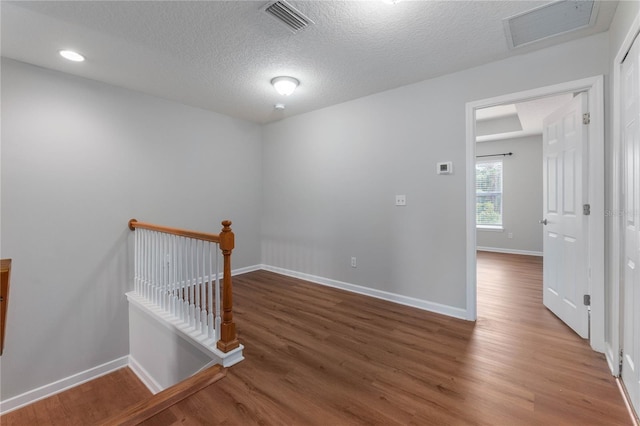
[1,259,11,356]
[128,219,239,352]
[100,364,227,426]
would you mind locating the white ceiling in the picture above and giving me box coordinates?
[0,1,618,124]
[476,93,575,142]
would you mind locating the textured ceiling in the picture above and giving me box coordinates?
[0,1,618,124]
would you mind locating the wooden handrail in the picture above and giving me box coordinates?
[100,364,226,426]
[128,219,221,243]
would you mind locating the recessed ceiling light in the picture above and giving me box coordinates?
[59,50,85,62]
[271,76,299,96]
[274,103,286,110]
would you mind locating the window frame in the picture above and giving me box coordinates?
[475,158,504,230]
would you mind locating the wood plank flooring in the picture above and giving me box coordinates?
[1,366,151,425]
[146,252,630,425]
[2,252,631,425]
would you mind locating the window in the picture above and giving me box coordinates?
[476,160,503,228]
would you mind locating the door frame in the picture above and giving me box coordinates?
[465,76,605,352]
[610,12,640,376]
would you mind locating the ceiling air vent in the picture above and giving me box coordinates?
[503,0,599,49]
[264,1,314,33]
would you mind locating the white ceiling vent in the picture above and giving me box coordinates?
[264,1,314,33]
[503,0,599,49]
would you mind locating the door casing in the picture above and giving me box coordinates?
[465,76,605,353]
[610,12,640,379]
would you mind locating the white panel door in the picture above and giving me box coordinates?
[542,92,589,338]
[621,35,640,416]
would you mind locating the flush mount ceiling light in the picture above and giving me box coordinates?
[59,50,85,62]
[271,76,299,96]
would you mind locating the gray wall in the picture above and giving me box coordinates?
[476,136,543,254]
[0,21,623,403]
[261,32,609,311]
[0,59,262,400]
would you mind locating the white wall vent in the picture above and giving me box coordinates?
[503,0,599,49]
[264,1,314,33]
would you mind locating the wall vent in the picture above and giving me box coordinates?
[264,1,314,33]
[503,0,599,49]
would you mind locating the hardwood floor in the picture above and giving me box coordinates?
[2,252,631,425]
[0,366,151,425]
[147,252,630,425]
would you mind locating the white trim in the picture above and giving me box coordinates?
[260,264,468,320]
[608,12,640,376]
[0,356,129,415]
[466,101,478,321]
[128,355,163,395]
[477,226,504,232]
[466,76,606,353]
[477,247,543,257]
[587,75,606,353]
[126,292,244,368]
[229,264,262,276]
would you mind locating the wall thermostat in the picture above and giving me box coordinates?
[437,162,453,175]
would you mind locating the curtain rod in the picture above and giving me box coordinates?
[476,152,513,158]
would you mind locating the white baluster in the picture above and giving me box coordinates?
[194,239,201,332]
[151,232,162,305]
[201,241,207,335]
[171,234,176,316]
[180,236,185,322]
[134,229,139,294]
[189,238,195,328]
[177,236,182,321]
[145,230,151,300]
[215,246,221,342]
[208,241,214,338]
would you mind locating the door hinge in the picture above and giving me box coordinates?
[619,348,624,374]
[583,204,591,215]
[583,112,591,125]
[583,294,591,306]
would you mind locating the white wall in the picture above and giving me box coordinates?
[261,32,609,312]
[476,136,543,254]
[128,304,213,393]
[0,58,262,400]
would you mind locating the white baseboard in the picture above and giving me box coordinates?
[128,355,163,395]
[231,264,262,275]
[477,246,543,257]
[259,265,467,320]
[0,356,129,415]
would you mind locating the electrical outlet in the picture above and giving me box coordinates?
[395,195,407,206]
[351,257,357,268]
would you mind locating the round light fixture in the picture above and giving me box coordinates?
[274,103,286,110]
[271,76,299,96]
[59,50,85,62]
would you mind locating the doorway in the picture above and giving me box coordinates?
[474,93,585,331]
[465,76,605,352]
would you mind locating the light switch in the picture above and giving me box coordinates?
[395,195,407,206]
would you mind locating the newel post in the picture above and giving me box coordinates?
[217,220,240,352]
